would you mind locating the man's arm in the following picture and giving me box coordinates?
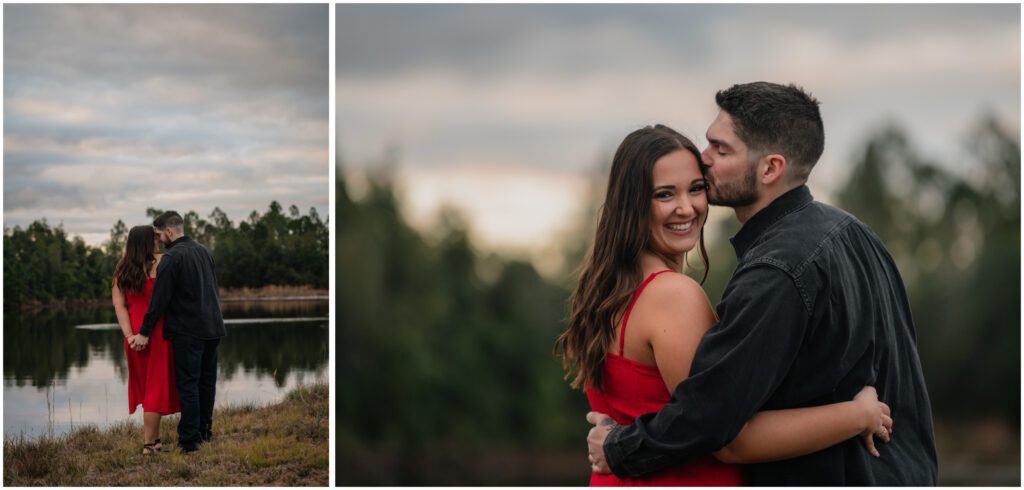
[138,254,177,338]
[602,265,811,478]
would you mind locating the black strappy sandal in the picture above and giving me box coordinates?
[142,441,159,455]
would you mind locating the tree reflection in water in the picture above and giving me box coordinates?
[3,301,328,389]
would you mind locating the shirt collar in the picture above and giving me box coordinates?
[167,235,192,249]
[729,185,814,260]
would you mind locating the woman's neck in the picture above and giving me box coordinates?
[641,251,681,273]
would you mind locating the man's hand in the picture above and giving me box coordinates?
[133,334,150,351]
[586,411,618,474]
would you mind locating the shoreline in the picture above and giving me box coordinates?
[10,285,328,312]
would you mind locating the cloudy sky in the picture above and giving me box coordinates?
[5,4,328,245]
[337,4,1019,263]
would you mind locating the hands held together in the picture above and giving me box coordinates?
[854,386,893,457]
[126,334,150,351]
[585,412,617,474]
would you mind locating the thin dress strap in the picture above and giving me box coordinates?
[618,270,673,356]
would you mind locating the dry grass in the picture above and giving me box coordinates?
[4,383,328,486]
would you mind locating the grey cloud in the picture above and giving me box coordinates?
[336,3,1018,188]
[4,179,88,213]
[337,4,1016,80]
[7,5,327,99]
[4,4,328,239]
[335,4,741,76]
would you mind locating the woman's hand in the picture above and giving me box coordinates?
[853,386,892,457]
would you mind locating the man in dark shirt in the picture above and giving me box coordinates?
[586,82,938,485]
[131,210,226,453]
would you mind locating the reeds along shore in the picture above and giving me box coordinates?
[13,285,329,312]
[3,383,329,486]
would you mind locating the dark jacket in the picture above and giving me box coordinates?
[604,185,938,485]
[139,236,226,340]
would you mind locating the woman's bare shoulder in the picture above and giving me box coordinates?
[643,272,710,307]
[634,272,715,333]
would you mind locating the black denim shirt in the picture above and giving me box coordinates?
[604,185,938,485]
[140,236,226,340]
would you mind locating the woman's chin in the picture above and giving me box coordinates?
[665,239,697,256]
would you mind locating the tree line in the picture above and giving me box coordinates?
[336,115,1019,484]
[4,202,328,307]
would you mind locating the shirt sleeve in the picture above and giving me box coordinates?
[604,264,812,478]
[139,254,177,337]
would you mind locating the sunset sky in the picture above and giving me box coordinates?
[337,4,1019,264]
[5,4,329,245]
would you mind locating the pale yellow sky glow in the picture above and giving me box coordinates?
[395,164,591,252]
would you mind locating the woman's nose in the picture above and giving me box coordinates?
[675,198,696,218]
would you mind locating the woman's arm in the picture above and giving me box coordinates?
[713,387,892,464]
[644,274,718,392]
[111,279,134,339]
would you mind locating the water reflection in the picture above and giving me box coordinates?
[5,308,126,389]
[3,300,327,439]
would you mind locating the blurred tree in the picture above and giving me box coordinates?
[105,219,128,257]
[336,163,587,484]
[836,116,1020,424]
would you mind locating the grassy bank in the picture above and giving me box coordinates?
[4,383,328,486]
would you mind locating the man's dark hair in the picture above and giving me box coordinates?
[715,81,824,183]
[153,210,184,231]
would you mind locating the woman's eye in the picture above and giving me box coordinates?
[654,191,672,199]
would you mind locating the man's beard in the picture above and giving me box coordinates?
[708,163,759,207]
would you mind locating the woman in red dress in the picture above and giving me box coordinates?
[555,125,893,486]
[112,225,180,454]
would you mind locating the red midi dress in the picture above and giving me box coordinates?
[124,277,180,415]
[586,270,743,486]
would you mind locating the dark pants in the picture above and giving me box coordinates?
[171,335,220,451]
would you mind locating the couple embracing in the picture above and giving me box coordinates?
[556,82,939,486]
[111,211,226,455]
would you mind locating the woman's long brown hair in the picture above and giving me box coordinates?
[554,124,709,391]
[113,225,156,294]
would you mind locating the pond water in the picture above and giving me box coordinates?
[3,299,328,440]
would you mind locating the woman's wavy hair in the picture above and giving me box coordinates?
[113,225,156,294]
[554,124,710,391]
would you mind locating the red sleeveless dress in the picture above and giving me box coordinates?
[587,270,742,486]
[124,277,180,415]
